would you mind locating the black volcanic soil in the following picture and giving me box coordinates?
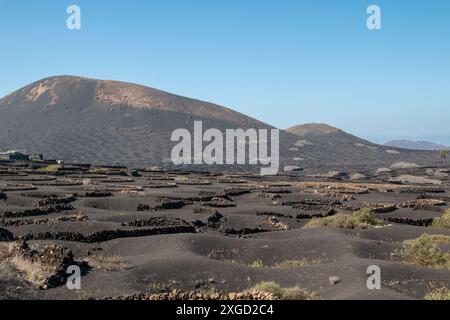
[1,161,450,300]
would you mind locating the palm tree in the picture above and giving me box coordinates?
[439,149,449,166]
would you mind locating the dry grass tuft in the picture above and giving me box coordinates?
[273,258,327,269]
[425,285,450,300]
[0,242,14,260]
[10,255,55,287]
[247,281,318,300]
[85,254,130,271]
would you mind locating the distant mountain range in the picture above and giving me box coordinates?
[384,140,448,151]
[0,76,439,169]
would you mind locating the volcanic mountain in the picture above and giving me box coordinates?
[0,76,439,169]
[0,76,292,168]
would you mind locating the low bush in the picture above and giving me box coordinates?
[247,281,317,300]
[396,234,450,269]
[304,208,383,229]
[425,286,450,300]
[432,209,450,229]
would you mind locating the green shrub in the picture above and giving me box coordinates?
[248,281,282,297]
[88,167,110,173]
[356,208,379,225]
[432,209,450,229]
[38,165,60,172]
[247,281,317,300]
[304,208,383,229]
[397,234,450,269]
[249,259,265,268]
[280,286,317,300]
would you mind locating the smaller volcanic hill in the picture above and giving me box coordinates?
[385,140,448,151]
[285,124,439,168]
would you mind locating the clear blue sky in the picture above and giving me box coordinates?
[1,0,449,144]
